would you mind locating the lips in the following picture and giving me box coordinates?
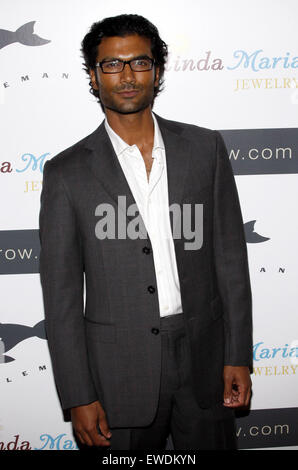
[118,89,139,98]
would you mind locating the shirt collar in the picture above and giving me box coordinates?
[104,113,165,160]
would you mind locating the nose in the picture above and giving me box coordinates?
[120,62,136,84]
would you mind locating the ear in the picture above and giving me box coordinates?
[154,65,160,87]
[90,68,99,90]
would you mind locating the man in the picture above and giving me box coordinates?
[39,14,253,451]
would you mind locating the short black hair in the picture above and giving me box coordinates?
[81,14,168,106]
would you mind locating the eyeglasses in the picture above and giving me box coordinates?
[95,57,155,74]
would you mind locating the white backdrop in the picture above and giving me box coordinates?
[0,0,297,450]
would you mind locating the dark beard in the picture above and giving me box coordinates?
[100,84,155,115]
[104,100,152,115]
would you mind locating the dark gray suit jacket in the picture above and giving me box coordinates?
[39,113,252,428]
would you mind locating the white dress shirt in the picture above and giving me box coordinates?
[104,114,183,317]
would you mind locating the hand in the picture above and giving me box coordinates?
[223,366,252,408]
[71,400,112,447]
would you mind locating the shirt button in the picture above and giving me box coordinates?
[151,328,159,335]
[142,246,151,254]
[147,285,155,294]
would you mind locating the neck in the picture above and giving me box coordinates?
[105,107,154,147]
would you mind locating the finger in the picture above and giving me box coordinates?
[98,416,112,439]
[80,430,94,447]
[223,376,233,405]
[89,427,111,447]
[244,386,251,406]
[231,385,250,408]
[232,386,240,399]
[75,431,86,446]
[241,380,252,406]
[236,385,247,406]
[224,386,243,408]
[224,397,244,408]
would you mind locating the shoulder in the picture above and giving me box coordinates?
[153,114,224,159]
[44,122,104,173]
[154,113,219,143]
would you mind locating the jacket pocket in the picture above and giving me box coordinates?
[84,318,116,343]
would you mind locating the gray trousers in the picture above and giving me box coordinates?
[97,313,236,451]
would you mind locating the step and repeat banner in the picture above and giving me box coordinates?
[0,0,297,451]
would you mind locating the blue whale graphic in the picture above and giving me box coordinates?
[0,21,51,49]
[0,320,46,363]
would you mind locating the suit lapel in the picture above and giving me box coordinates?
[84,114,192,241]
[155,114,192,239]
[83,121,148,237]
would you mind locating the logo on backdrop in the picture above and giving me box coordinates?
[0,434,31,450]
[166,49,298,72]
[165,48,298,93]
[0,21,51,50]
[244,220,270,243]
[236,407,298,449]
[0,230,41,274]
[35,433,79,450]
[219,128,298,175]
[0,153,49,195]
[0,320,46,364]
[252,341,298,377]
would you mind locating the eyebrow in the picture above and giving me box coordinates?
[100,54,152,62]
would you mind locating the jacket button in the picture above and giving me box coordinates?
[142,246,151,254]
[151,328,159,335]
[147,285,155,293]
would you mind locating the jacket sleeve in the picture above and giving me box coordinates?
[39,159,100,409]
[212,131,253,369]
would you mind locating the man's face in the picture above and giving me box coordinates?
[90,34,160,115]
